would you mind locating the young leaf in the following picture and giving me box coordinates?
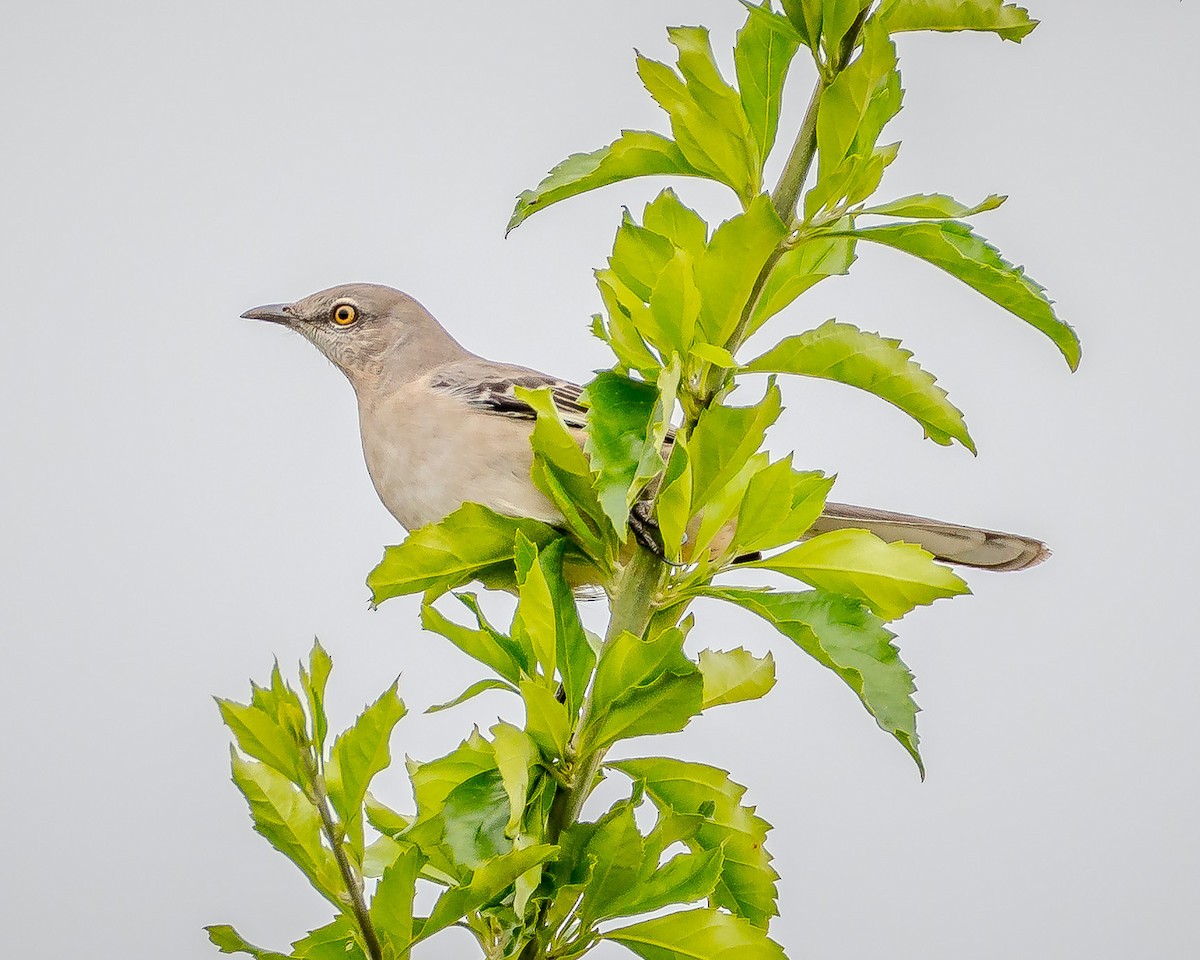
[655,439,692,563]
[576,800,646,926]
[611,757,779,926]
[216,698,305,787]
[367,503,566,602]
[816,20,899,179]
[425,678,518,714]
[583,628,704,751]
[706,588,924,773]
[746,528,970,620]
[370,844,421,960]
[880,0,1039,42]
[611,212,677,302]
[438,769,512,869]
[735,3,803,163]
[859,192,1006,219]
[508,131,705,233]
[743,319,975,452]
[734,456,833,554]
[420,594,528,685]
[643,188,709,260]
[832,219,1081,369]
[695,195,787,345]
[750,233,857,331]
[699,648,777,709]
[606,907,786,960]
[290,918,366,960]
[327,683,407,856]
[416,844,559,943]
[607,846,725,919]
[229,751,343,906]
[300,640,333,757]
[205,925,290,960]
[490,722,536,836]
[687,382,782,514]
[513,533,559,679]
[520,678,573,761]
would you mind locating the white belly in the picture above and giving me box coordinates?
[358,384,565,531]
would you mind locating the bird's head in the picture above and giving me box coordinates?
[242,283,462,387]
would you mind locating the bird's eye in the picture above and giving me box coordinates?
[332,304,358,326]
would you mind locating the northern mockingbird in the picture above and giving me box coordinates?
[243,283,1048,572]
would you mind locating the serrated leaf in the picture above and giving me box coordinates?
[880,0,1038,42]
[734,456,834,554]
[833,219,1080,369]
[425,678,518,714]
[300,640,332,757]
[416,844,559,943]
[420,595,528,685]
[490,722,535,836]
[205,925,290,960]
[747,527,970,619]
[699,648,777,708]
[365,793,411,838]
[371,844,421,959]
[750,232,857,331]
[217,698,305,786]
[860,192,1006,219]
[696,195,787,344]
[577,800,646,926]
[743,319,975,452]
[521,679,573,761]
[509,131,705,233]
[596,271,664,377]
[368,503,567,602]
[439,769,512,869]
[410,730,496,819]
[817,20,899,179]
[611,757,779,926]
[362,834,403,878]
[735,3,802,163]
[610,846,725,919]
[706,588,924,774]
[583,628,703,751]
[606,907,787,960]
[229,751,343,906]
[644,188,709,260]
[688,383,782,514]
[291,918,366,960]
[656,439,692,563]
[327,683,407,856]
[513,533,558,678]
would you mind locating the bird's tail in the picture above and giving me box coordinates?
[811,502,1050,572]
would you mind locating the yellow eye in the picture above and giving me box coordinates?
[332,303,358,326]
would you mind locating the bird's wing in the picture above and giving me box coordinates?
[429,359,589,429]
[813,502,1050,572]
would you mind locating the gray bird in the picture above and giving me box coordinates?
[243,283,1048,573]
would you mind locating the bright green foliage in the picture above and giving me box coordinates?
[879,0,1038,41]
[832,219,1081,368]
[707,588,923,773]
[218,3,1074,958]
[744,319,975,451]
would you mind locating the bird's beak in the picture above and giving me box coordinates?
[241,303,295,325]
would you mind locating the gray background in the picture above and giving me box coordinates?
[2,1,1196,957]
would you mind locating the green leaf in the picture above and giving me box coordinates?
[610,847,725,919]
[747,527,970,619]
[706,588,923,773]
[362,834,404,878]
[217,698,305,786]
[750,232,857,332]
[823,0,873,52]
[291,918,366,960]
[880,0,1039,42]
[490,722,535,836]
[365,793,411,838]
[425,678,518,714]
[735,3,802,164]
[780,0,821,50]
[509,131,704,233]
[611,758,778,926]
[656,440,692,563]
[577,800,646,926]
[606,907,786,960]
[300,640,333,758]
[368,503,566,602]
[611,211,677,303]
[420,594,528,685]
[205,926,290,960]
[583,628,704,751]
[440,769,512,869]
[688,383,782,514]
[816,20,899,179]
[743,319,975,452]
[734,455,833,554]
[513,533,558,678]
[699,648,776,709]
[583,371,671,536]
[520,678,573,761]
[371,844,421,959]
[859,192,1006,219]
[695,195,787,345]
[649,250,703,357]
[417,844,559,943]
[833,219,1081,369]
[229,751,343,906]
[644,188,709,260]
[327,682,407,856]
[595,272,663,377]
[637,27,761,204]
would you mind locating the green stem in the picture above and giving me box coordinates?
[311,774,382,960]
[770,75,826,227]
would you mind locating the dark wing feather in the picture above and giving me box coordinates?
[430,360,589,429]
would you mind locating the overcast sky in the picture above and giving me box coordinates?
[2,2,1197,958]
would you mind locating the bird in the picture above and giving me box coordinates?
[242,282,1049,573]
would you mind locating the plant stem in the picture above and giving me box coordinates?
[312,775,382,960]
[770,75,826,227]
